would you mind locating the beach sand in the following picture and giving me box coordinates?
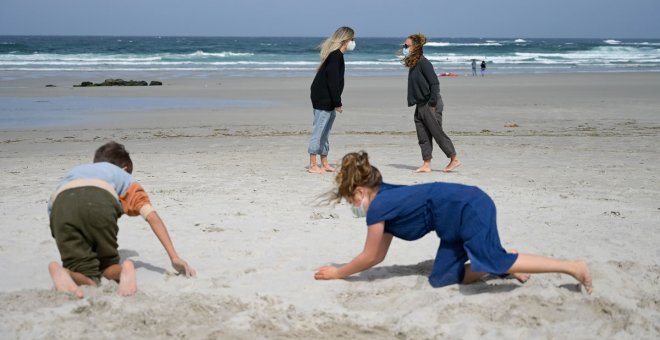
[1,73,659,338]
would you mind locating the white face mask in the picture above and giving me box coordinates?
[402,47,410,57]
[346,40,356,52]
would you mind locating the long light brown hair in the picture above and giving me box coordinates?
[322,151,382,205]
[318,26,355,69]
[402,33,427,69]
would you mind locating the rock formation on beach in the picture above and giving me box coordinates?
[74,79,162,87]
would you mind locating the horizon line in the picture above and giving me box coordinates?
[1,34,658,40]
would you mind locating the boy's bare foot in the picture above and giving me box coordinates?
[572,260,593,295]
[443,159,461,172]
[322,165,336,172]
[415,165,432,173]
[308,166,324,174]
[117,260,137,297]
[48,262,83,298]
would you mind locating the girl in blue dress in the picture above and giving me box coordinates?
[314,151,593,294]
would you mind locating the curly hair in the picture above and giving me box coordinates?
[402,33,428,69]
[322,151,382,205]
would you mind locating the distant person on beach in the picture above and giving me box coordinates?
[471,59,477,76]
[47,141,195,298]
[481,60,486,76]
[308,26,356,174]
[314,151,594,294]
[401,33,460,173]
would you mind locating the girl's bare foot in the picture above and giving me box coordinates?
[48,262,83,298]
[507,249,530,283]
[511,272,530,283]
[322,165,336,172]
[415,165,432,173]
[443,159,461,172]
[572,261,593,295]
[308,165,324,174]
[117,260,137,297]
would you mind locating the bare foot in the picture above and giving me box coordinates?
[322,165,336,172]
[117,260,137,297]
[308,165,324,174]
[48,262,83,298]
[511,272,530,283]
[507,249,530,283]
[443,159,461,172]
[415,165,432,173]
[572,260,593,295]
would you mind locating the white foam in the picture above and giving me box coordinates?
[604,39,621,45]
[425,42,502,47]
[189,50,254,57]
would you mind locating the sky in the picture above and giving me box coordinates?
[1,0,659,39]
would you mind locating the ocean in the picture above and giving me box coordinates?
[1,36,660,79]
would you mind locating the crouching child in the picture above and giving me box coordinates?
[47,141,195,298]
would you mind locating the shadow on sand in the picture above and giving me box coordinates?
[119,249,167,274]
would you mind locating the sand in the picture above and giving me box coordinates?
[1,72,659,338]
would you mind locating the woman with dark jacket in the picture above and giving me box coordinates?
[402,33,461,173]
[308,26,355,173]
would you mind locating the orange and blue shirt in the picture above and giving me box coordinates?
[48,162,154,219]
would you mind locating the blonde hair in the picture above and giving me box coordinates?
[322,151,382,205]
[402,33,427,69]
[318,26,355,69]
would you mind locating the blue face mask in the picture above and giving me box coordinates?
[402,47,410,57]
[351,205,366,218]
[350,196,367,218]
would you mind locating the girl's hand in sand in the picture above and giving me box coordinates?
[172,257,196,277]
[314,266,341,280]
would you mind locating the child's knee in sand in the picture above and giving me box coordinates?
[316,151,593,295]
[47,141,195,298]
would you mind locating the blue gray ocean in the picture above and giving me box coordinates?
[2,36,660,129]
[1,36,660,78]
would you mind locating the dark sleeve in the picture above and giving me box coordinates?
[421,59,439,107]
[325,52,343,108]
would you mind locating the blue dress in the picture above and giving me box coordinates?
[366,182,518,287]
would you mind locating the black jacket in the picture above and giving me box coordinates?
[407,56,440,107]
[311,49,344,111]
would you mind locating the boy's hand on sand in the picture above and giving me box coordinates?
[314,266,340,280]
[172,258,196,277]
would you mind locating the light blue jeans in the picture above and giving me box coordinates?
[307,109,336,155]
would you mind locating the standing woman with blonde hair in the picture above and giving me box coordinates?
[307,26,356,173]
[403,33,461,172]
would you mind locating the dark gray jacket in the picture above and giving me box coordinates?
[407,56,440,107]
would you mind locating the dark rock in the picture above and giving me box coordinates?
[149,81,162,86]
[45,84,56,87]
[74,79,150,87]
[102,78,127,86]
[73,81,94,87]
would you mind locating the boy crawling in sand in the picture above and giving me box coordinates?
[47,141,195,298]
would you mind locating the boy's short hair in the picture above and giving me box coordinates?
[94,141,133,174]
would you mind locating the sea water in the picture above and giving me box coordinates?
[1,36,659,78]
[0,96,270,129]
[2,36,659,129]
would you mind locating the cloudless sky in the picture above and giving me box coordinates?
[1,0,659,38]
